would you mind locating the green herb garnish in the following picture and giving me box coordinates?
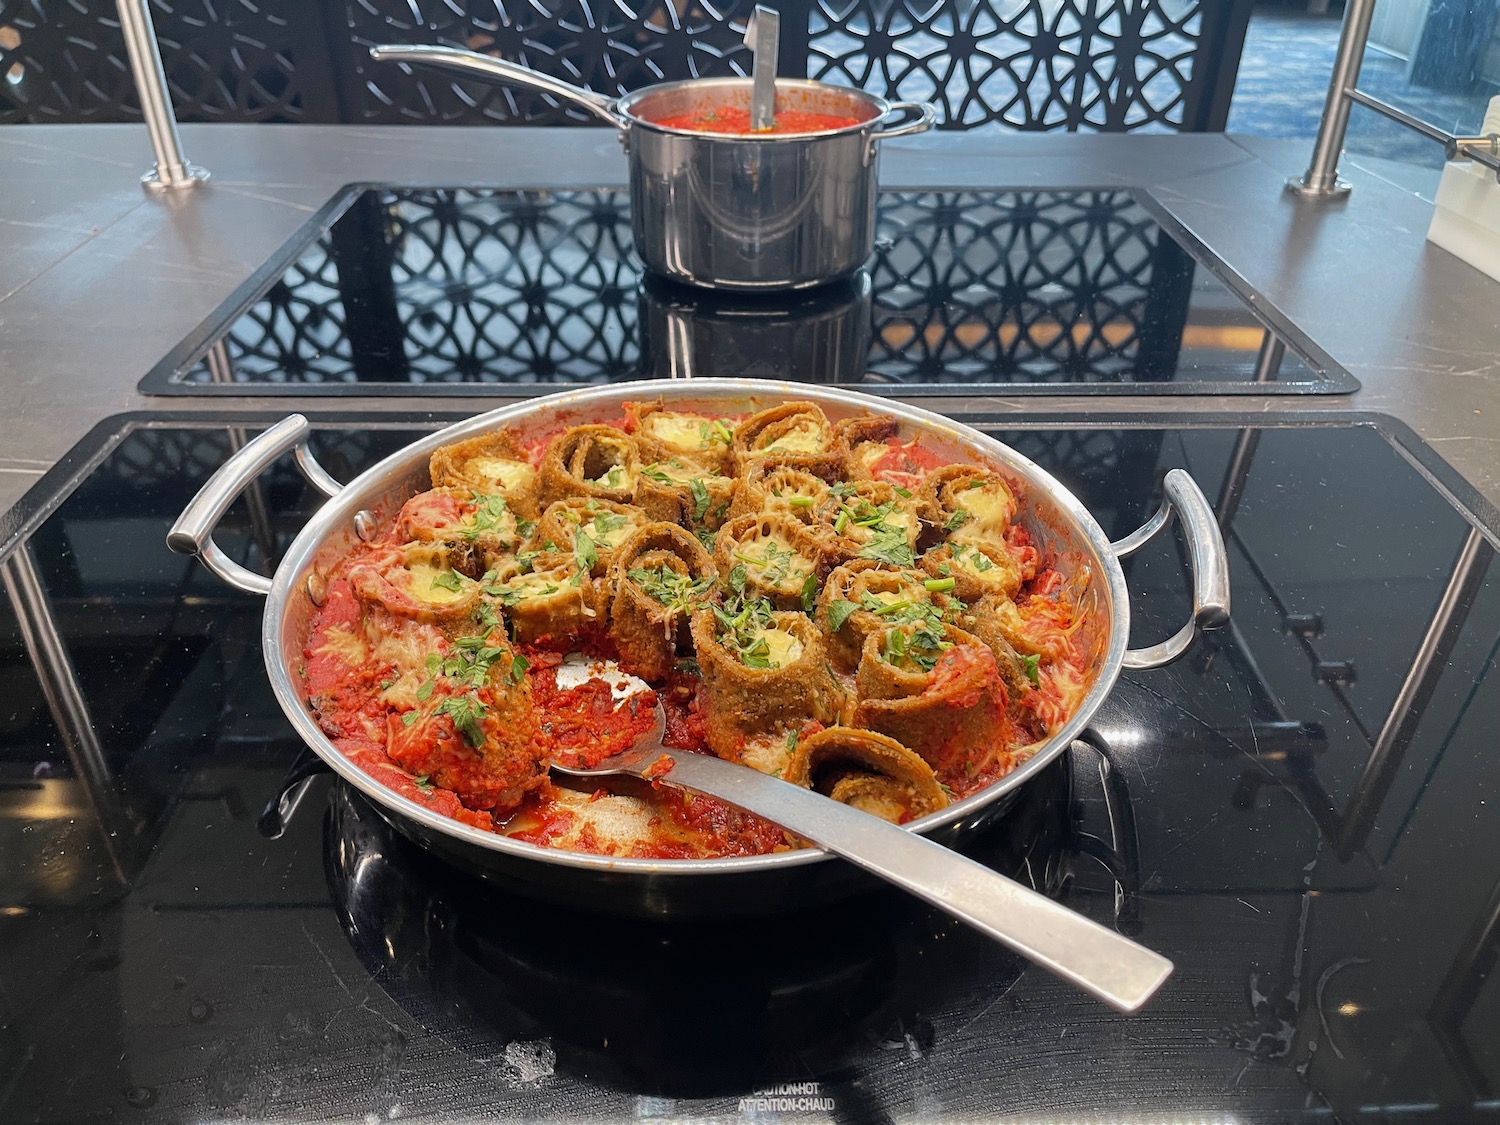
[827,598,859,632]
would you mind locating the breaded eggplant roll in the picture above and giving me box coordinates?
[689,604,842,776]
[534,498,650,577]
[852,622,1012,786]
[713,512,828,611]
[347,542,482,624]
[428,430,542,520]
[784,726,947,824]
[486,551,603,646]
[626,400,737,473]
[608,523,716,681]
[635,456,736,530]
[539,424,640,506]
[732,401,844,479]
[815,561,936,671]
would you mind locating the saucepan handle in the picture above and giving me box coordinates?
[866,101,935,165]
[166,414,343,597]
[1110,468,1230,670]
[367,45,628,132]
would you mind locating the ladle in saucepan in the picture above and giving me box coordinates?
[550,658,1173,1013]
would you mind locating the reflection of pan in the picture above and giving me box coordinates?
[323,756,1079,1098]
[637,271,872,382]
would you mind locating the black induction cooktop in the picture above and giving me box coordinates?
[1,407,1495,1122]
[136,186,1356,397]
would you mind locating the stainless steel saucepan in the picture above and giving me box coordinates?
[367,45,935,290]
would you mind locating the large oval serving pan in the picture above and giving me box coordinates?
[168,381,1228,916]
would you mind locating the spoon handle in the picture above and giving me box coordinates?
[651,748,1172,1013]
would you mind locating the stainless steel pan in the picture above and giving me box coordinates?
[167,381,1228,917]
[367,45,934,291]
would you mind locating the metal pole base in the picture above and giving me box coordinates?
[142,163,211,191]
[1284,175,1352,200]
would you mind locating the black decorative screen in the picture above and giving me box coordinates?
[1,0,1251,131]
[345,0,759,125]
[807,0,1212,130]
[0,0,339,125]
[147,185,1339,395]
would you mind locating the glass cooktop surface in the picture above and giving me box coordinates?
[0,407,1492,1123]
[137,187,1354,397]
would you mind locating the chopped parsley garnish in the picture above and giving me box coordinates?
[945,509,972,533]
[401,711,420,727]
[784,729,799,750]
[827,598,859,632]
[589,512,630,540]
[462,494,510,540]
[574,528,599,573]
[1020,652,1041,687]
[800,573,819,613]
[430,569,465,593]
[711,594,781,669]
[690,478,712,522]
[880,621,952,673]
[435,694,488,748]
[642,463,676,485]
[858,526,916,569]
[965,547,995,573]
[516,518,537,539]
[627,564,713,613]
[508,652,531,685]
[728,564,747,596]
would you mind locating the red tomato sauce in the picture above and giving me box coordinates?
[529,664,660,770]
[651,106,864,135]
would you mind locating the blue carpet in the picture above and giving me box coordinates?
[1229,10,1498,167]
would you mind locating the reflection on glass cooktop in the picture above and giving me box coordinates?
[138,187,1354,396]
[0,408,1494,1121]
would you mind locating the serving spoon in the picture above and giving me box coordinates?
[551,658,1173,1013]
[744,5,780,131]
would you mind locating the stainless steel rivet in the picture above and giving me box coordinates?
[305,572,328,607]
[354,510,377,542]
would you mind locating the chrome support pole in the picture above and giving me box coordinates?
[114,0,209,190]
[1,544,134,881]
[1335,528,1493,857]
[1286,0,1377,200]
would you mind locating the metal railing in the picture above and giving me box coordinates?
[1288,0,1500,199]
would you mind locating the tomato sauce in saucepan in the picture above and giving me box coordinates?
[650,106,864,135]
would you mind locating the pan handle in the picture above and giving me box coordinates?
[1110,468,1230,670]
[367,45,628,132]
[166,414,343,597]
[865,101,935,165]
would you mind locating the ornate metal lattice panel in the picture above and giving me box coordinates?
[0,0,338,124]
[189,189,641,386]
[342,0,758,125]
[869,189,1174,384]
[809,0,1214,131]
[180,187,1204,389]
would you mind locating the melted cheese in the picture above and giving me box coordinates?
[369,621,445,677]
[763,419,826,454]
[471,457,534,491]
[586,514,639,549]
[588,464,636,491]
[754,627,804,668]
[954,546,1010,587]
[644,459,702,485]
[647,412,712,452]
[504,570,570,601]
[405,560,470,605]
[313,624,368,666]
[956,482,1014,528]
